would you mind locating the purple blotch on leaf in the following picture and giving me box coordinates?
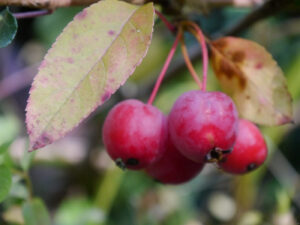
[67,58,74,63]
[31,133,52,151]
[40,61,47,69]
[102,92,111,102]
[76,9,87,20]
[108,30,115,36]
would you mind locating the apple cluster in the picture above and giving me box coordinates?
[102,90,268,185]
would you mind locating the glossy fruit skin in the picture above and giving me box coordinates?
[168,90,239,163]
[218,119,268,174]
[146,133,205,184]
[102,99,166,170]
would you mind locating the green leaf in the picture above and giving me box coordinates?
[26,0,154,150]
[22,198,51,225]
[211,37,293,126]
[0,165,12,203]
[0,7,17,48]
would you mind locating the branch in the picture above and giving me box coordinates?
[0,0,263,9]
[207,0,264,7]
[213,0,295,38]
[0,0,100,9]
[13,9,52,19]
[185,0,264,9]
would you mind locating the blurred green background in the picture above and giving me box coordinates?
[0,2,300,225]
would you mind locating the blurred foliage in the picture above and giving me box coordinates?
[34,7,83,48]
[0,7,18,48]
[54,197,104,225]
[0,3,300,225]
[22,198,51,225]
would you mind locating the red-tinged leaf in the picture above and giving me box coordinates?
[26,0,154,151]
[210,37,293,126]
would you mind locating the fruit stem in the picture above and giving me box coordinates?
[147,31,181,105]
[154,9,176,33]
[181,21,209,92]
[179,26,202,89]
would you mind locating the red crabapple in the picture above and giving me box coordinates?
[218,119,268,174]
[168,90,238,163]
[146,134,205,184]
[102,99,166,170]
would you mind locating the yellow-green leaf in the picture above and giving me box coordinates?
[210,37,293,126]
[26,0,154,150]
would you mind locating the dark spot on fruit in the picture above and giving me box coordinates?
[246,95,250,100]
[212,39,227,50]
[247,163,257,171]
[115,158,126,170]
[222,147,233,154]
[210,150,221,159]
[232,51,245,63]
[206,147,226,162]
[126,158,139,166]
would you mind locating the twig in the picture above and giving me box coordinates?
[13,9,52,19]
[204,0,264,7]
[0,0,100,9]
[213,0,295,38]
